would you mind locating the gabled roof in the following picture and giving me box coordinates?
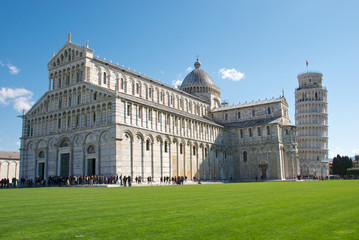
[50,41,92,63]
[223,117,295,128]
[0,151,20,160]
[212,96,287,112]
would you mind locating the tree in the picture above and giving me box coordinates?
[332,154,353,177]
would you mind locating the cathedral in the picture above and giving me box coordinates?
[19,34,299,182]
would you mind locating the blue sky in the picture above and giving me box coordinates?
[0,0,358,158]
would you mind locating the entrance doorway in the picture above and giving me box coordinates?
[38,162,45,179]
[60,153,70,177]
[87,158,96,176]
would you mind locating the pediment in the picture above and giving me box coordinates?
[48,42,93,69]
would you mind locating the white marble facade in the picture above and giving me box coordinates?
[20,35,299,181]
[295,72,329,177]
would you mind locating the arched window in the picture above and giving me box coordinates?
[205,148,208,157]
[237,111,241,119]
[38,151,45,158]
[138,106,142,119]
[252,109,255,117]
[148,88,152,98]
[243,151,247,162]
[60,139,69,148]
[94,92,97,101]
[180,143,183,154]
[146,139,150,151]
[164,141,168,153]
[120,78,124,89]
[103,72,107,84]
[136,83,140,94]
[268,107,271,114]
[77,94,81,104]
[193,146,196,156]
[87,145,95,154]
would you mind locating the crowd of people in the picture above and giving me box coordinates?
[0,178,17,188]
[1,175,196,188]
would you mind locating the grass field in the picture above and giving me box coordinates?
[0,181,358,240]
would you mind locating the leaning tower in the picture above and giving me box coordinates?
[295,72,329,178]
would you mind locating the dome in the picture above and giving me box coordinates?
[180,60,216,89]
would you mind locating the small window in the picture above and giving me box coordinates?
[267,126,270,135]
[94,92,97,101]
[120,78,124,89]
[148,109,152,121]
[138,106,142,119]
[60,139,69,148]
[146,139,150,151]
[286,129,289,135]
[87,145,95,154]
[164,141,168,153]
[58,118,62,129]
[38,151,45,158]
[148,88,152,98]
[252,109,255,117]
[257,127,261,136]
[268,107,271,114]
[240,129,243,138]
[157,112,161,123]
[193,146,196,156]
[243,151,247,162]
[127,104,131,116]
[180,143,183,154]
[77,95,81,104]
[249,128,252,137]
[103,72,107,84]
[205,148,208,157]
[136,83,140,94]
[237,111,241,119]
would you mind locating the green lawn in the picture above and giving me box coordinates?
[0,181,358,240]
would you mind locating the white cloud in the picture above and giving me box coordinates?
[0,60,20,75]
[186,67,193,72]
[0,87,34,112]
[218,67,245,81]
[172,79,183,88]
